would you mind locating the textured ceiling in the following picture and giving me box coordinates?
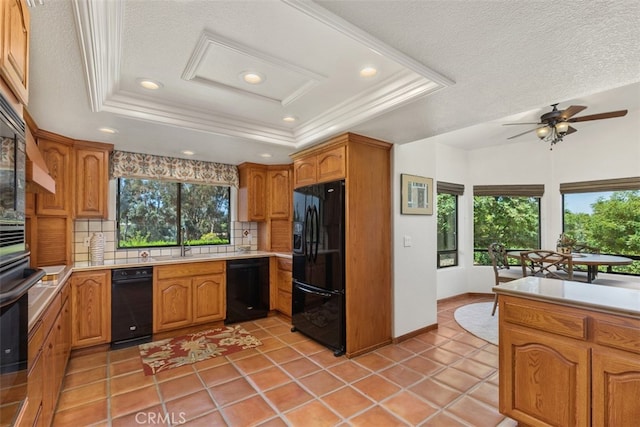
[27,0,640,164]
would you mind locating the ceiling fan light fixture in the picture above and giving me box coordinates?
[536,126,550,139]
[555,121,570,135]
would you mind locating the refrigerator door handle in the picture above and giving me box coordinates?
[304,206,312,262]
[311,205,319,262]
[295,282,333,298]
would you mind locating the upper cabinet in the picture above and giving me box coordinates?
[267,167,291,219]
[293,144,345,188]
[237,163,267,222]
[36,134,73,216]
[0,0,29,105]
[74,141,112,219]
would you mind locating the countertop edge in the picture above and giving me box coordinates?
[494,277,640,318]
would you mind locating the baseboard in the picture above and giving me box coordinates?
[392,323,438,344]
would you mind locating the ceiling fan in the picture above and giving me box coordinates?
[504,104,628,149]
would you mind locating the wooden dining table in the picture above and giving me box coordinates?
[507,251,633,283]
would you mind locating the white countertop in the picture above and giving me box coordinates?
[493,276,640,317]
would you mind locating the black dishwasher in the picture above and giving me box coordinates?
[111,266,153,349]
[225,258,269,324]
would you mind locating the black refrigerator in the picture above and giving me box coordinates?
[291,180,345,356]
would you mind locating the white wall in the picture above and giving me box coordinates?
[391,107,640,338]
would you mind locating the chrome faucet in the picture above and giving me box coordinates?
[180,227,191,257]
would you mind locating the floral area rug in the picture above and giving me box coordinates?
[139,325,262,375]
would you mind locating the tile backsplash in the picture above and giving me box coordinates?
[73,220,258,263]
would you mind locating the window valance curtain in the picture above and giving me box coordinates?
[110,151,239,187]
[473,184,544,197]
[559,177,640,194]
[437,181,464,195]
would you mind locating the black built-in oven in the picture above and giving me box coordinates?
[0,91,40,424]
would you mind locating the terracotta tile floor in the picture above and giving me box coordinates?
[53,295,517,426]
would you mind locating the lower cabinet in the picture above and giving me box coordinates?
[70,270,111,348]
[24,280,71,427]
[275,257,292,317]
[499,295,640,426]
[154,261,225,333]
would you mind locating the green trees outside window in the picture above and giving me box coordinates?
[473,196,540,265]
[117,178,230,248]
[564,190,640,275]
[437,193,458,267]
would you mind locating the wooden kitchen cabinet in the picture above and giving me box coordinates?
[275,257,292,317]
[70,270,111,348]
[0,0,29,105]
[237,163,267,222]
[154,261,226,332]
[24,280,71,427]
[258,165,293,252]
[292,145,345,188]
[74,141,112,218]
[290,133,392,358]
[35,135,73,216]
[498,294,640,426]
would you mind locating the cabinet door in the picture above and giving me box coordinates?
[276,258,292,316]
[154,278,192,332]
[592,348,640,426]
[71,271,111,347]
[238,164,267,222]
[500,326,590,427]
[75,147,108,218]
[24,351,43,427]
[192,273,225,324]
[0,0,29,104]
[40,327,56,427]
[268,168,291,218]
[293,157,316,188]
[316,146,345,183]
[36,139,73,216]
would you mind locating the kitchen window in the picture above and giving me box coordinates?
[117,178,230,248]
[561,177,640,276]
[437,181,464,268]
[473,185,543,265]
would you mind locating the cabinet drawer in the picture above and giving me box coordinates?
[40,293,61,337]
[592,315,640,354]
[502,298,588,340]
[276,289,292,316]
[28,320,43,369]
[277,257,292,271]
[155,261,225,280]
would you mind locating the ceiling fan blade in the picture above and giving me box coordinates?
[569,110,628,122]
[507,128,538,140]
[565,126,578,136]
[560,105,587,120]
[502,122,541,126]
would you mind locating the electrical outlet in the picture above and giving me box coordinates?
[83,237,91,247]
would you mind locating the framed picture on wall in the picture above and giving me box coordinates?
[401,174,433,215]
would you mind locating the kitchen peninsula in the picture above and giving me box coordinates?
[494,277,640,426]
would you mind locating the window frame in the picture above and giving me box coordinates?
[437,181,464,269]
[116,177,231,249]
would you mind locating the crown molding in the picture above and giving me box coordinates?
[103,92,297,146]
[72,0,123,112]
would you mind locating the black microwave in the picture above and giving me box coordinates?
[0,92,26,265]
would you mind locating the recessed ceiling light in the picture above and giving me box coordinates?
[282,115,297,123]
[259,153,272,158]
[240,71,265,85]
[98,127,118,134]
[181,150,195,156]
[138,79,163,90]
[359,66,378,78]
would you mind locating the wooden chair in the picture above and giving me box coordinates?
[559,243,599,282]
[520,250,573,280]
[488,243,524,316]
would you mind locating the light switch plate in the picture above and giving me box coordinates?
[403,235,412,247]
